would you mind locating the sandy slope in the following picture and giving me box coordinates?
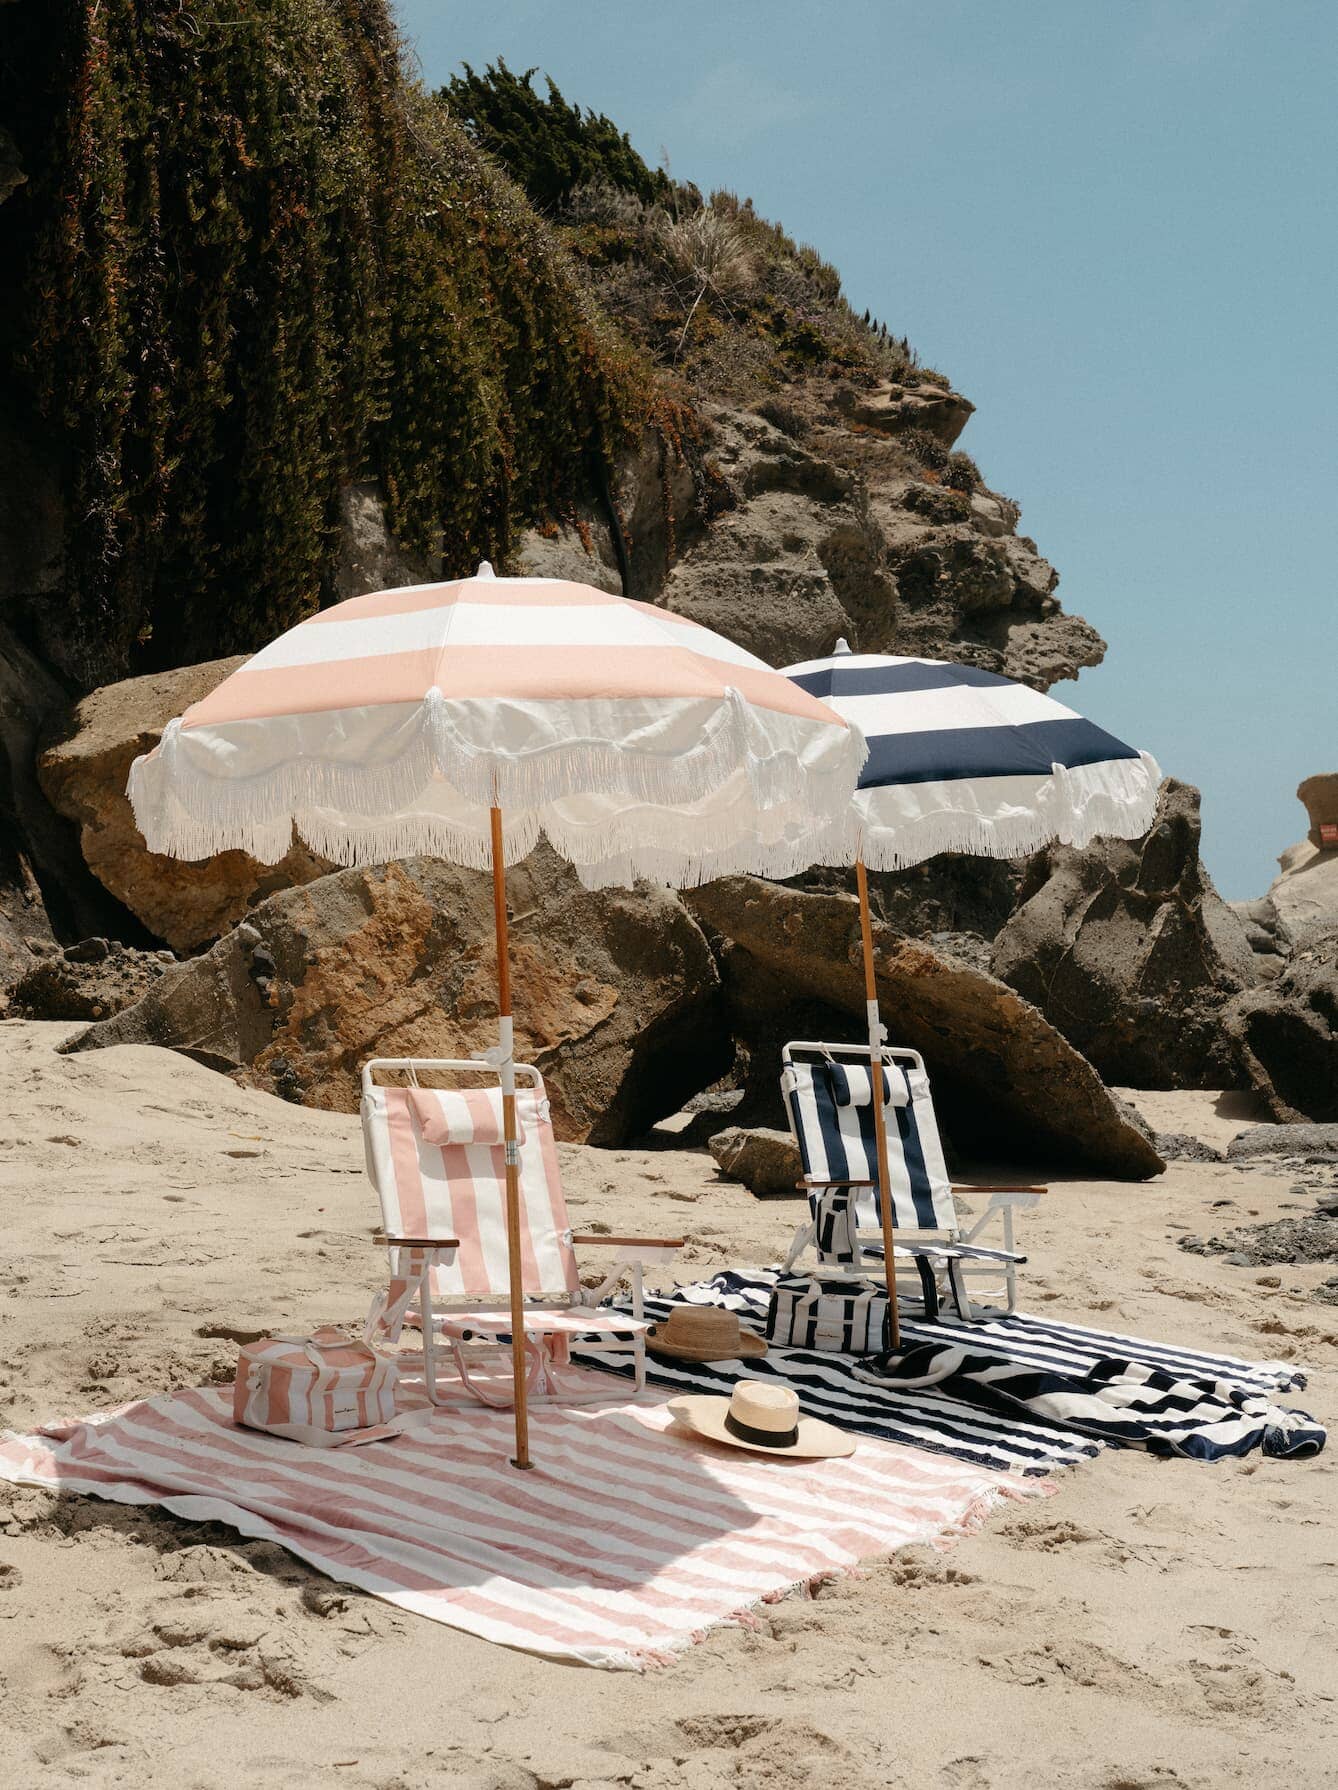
[0,1022,1334,1790]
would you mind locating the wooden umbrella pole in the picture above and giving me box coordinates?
[855,857,901,1351]
[490,805,533,1469]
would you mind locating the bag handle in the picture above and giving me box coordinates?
[271,1327,380,1371]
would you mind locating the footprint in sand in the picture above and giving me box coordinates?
[980,1636,1162,1698]
[5,1640,83,1698]
[100,1586,352,1703]
[880,1551,980,1589]
[1005,1515,1158,1569]
[1184,1654,1300,1725]
[1005,1515,1103,1550]
[941,1760,1000,1790]
[604,1714,889,1790]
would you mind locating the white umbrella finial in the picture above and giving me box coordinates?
[834,636,852,655]
[476,560,496,579]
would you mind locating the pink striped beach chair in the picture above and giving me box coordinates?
[361,1058,682,1406]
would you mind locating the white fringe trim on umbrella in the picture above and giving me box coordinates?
[127,686,868,884]
[848,752,1165,872]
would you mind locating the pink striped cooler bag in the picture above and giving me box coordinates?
[233,1327,402,1448]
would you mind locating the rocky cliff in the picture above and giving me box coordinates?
[0,15,1107,1001]
[0,14,1102,701]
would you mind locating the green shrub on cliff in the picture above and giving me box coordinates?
[443,59,671,212]
[0,1,650,686]
[566,182,921,398]
[439,64,925,399]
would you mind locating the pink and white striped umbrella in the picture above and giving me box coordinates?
[127,565,864,1470]
[128,566,864,886]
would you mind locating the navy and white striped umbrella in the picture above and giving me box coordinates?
[779,641,1162,1345]
[782,642,1162,870]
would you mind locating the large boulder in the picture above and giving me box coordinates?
[1226,1123,1338,1161]
[0,623,129,997]
[988,780,1257,1088]
[687,877,1164,1179]
[845,379,975,447]
[38,657,328,952]
[1269,842,1338,935]
[708,1126,803,1198]
[652,400,1105,687]
[1298,773,1338,847]
[1224,923,1338,1124]
[64,848,730,1145]
[1265,775,1338,937]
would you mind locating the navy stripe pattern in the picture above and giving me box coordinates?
[858,716,1138,789]
[781,647,1161,871]
[855,1341,1326,1462]
[766,1276,892,1353]
[789,660,1018,698]
[783,1052,954,1235]
[787,656,1140,787]
[573,1272,1313,1476]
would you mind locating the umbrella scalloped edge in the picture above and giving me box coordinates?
[849,751,1165,872]
[127,686,870,888]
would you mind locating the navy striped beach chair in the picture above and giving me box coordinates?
[780,1041,1043,1321]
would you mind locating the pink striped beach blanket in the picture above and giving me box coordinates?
[0,1383,1049,1667]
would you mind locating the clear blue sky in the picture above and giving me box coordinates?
[396,0,1335,899]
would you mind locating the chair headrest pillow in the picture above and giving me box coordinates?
[824,1061,911,1110]
[404,1086,525,1147]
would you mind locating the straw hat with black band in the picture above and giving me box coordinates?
[669,1382,855,1459]
[645,1305,766,1363]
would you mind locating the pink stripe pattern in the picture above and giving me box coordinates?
[364,1085,578,1300]
[405,1086,519,1147]
[233,1332,400,1446]
[180,579,840,728]
[0,1384,1050,1667]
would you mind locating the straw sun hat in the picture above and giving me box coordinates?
[645,1305,766,1363]
[668,1382,856,1460]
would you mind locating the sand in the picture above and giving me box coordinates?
[0,1020,1334,1789]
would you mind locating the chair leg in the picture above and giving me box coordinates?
[1001,1206,1019,1311]
[913,1257,940,1322]
[419,1265,443,1403]
[530,1334,559,1398]
[947,1259,978,1321]
[449,1333,547,1408]
[784,1220,816,1272]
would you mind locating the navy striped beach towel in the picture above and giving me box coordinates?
[575,1271,1314,1476]
[854,1342,1324,1461]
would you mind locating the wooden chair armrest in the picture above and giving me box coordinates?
[571,1233,684,1249]
[952,1185,1047,1196]
[373,1233,461,1249]
[797,1177,877,1191]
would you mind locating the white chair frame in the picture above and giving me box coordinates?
[780,1039,1043,1320]
[362,1057,680,1405]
